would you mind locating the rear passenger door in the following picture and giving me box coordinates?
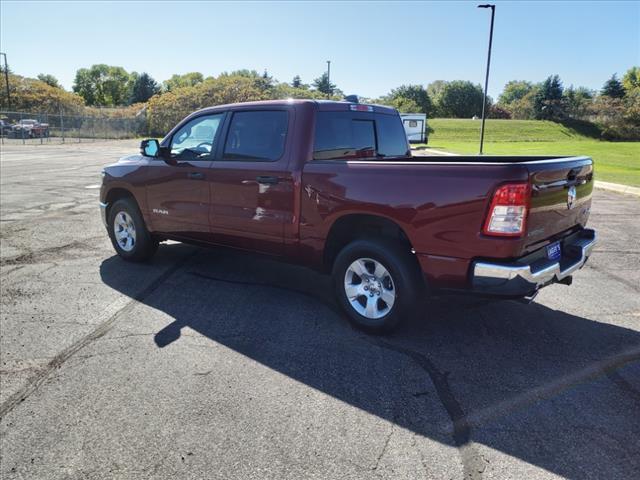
[207,109,294,255]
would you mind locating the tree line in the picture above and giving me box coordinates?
[376,68,640,139]
[1,64,638,139]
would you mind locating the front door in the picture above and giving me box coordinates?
[145,113,225,241]
[208,109,294,255]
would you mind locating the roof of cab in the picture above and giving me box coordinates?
[191,99,398,115]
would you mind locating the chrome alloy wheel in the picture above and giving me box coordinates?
[113,211,137,252]
[344,258,396,319]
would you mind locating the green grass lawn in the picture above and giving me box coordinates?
[420,119,640,187]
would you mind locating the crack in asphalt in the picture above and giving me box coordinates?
[0,251,196,420]
[372,421,395,471]
[0,237,104,267]
[370,339,485,480]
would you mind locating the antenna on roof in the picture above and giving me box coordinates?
[344,95,359,103]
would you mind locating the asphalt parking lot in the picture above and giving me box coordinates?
[1,140,639,480]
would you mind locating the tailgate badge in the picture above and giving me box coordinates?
[567,186,577,210]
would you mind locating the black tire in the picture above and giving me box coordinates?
[332,238,423,334]
[107,198,158,262]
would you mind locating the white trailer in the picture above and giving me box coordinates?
[400,113,427,144]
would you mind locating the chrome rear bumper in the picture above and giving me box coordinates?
[471,229,597,296]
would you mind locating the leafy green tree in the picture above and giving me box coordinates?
[426,80,447,116]
[601,74,625,98]
[387,96,421,113]
[162,72,204,92]
[563,85,594,119]
[37,74,61,89]
[313,72,336,96]
[129,72,160,104]
[73,64,132,106]
[218,69,274,92]
[498,80,533,105]
[259,69,274,91]
[385,84,433,115]
[534,75,565,120]
[508,88,539,119]
[438,80,486,118]
[292,75,302,88]
[223,69,261,78]
[271,82,327,100]
[622,67,640,94]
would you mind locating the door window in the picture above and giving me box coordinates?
[223,111,288,161]
[170,114,224,160]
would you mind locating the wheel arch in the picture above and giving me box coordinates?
[104,187,137,217]
[323,213,417,272]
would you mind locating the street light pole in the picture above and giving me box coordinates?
[326,60,331,98]
[0,52,10,110]
[477,4,495,155]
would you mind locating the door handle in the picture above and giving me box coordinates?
[256,175,279,184]
[188,172,205,180]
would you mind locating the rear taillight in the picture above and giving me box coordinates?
[483,183,530,237]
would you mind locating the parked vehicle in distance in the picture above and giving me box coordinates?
[400,113,427,143]
[12,119,50,138]
[100,99,596,333]
[0,119,14,136]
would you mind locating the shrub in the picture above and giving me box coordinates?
[488,105,512,119]
[0,74,85,113]
[147,75,269,136]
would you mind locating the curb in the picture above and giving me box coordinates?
[594,181,640,197]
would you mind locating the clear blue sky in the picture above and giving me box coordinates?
[1,1,638,99]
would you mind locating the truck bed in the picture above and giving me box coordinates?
[301,155,593,287]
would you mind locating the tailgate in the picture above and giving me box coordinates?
[526,156,593,248]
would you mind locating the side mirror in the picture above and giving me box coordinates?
[140,139,159,157]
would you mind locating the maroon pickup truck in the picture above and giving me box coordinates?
[100,99,596,332]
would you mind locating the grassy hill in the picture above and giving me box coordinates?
[423,119,639,187]
[428,119,599,143]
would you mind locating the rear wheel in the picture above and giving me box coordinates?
[333,239,423,334]
[107,198,158,262]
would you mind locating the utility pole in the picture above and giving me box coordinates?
[477,4,495,155]
[0,52,10,109]
[326,60,331,98]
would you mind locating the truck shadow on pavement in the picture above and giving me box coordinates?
[100,243,640,480]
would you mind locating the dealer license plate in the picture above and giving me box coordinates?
[546,241,562,261]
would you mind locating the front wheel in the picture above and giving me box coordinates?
[333,239,423,334]
[107,198,158,262]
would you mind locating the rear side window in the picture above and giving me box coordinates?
[313,111,409,160]
[376,114,410,158]
[314,112,376,160]
[223,111,288,161]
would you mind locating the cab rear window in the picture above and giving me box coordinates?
[313,111,409,160]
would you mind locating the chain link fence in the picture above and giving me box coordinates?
[0,110,147,145]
